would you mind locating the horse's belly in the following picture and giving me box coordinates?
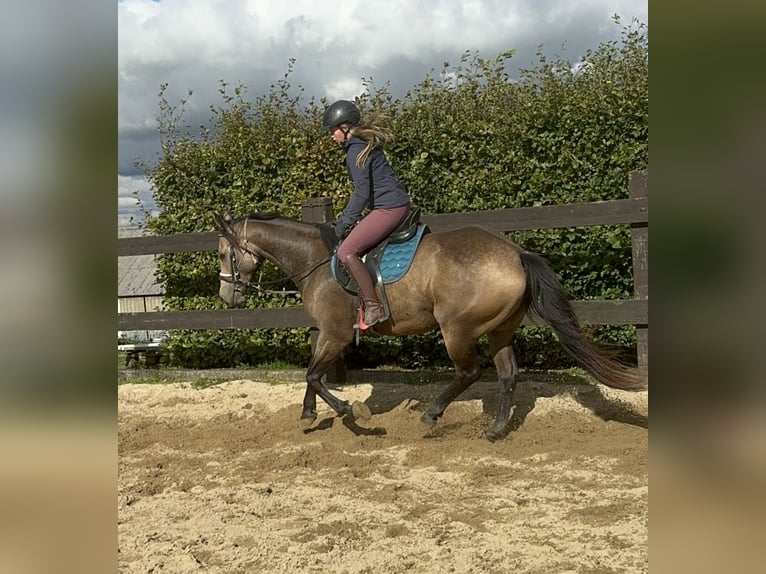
[377,303,438,336]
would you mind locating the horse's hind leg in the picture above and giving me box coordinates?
[485,325,521,442]
[485,338,519,442]
[421,333,481,426]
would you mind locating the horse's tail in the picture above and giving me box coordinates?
[519,251,647,391]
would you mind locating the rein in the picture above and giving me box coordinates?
[218,218,330,298]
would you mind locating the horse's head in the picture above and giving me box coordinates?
[213,212,261,306]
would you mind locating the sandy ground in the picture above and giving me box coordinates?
[118,374,648,573]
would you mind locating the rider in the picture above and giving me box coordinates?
[322,99,411,327]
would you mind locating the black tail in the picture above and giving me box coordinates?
[519,252,647,391]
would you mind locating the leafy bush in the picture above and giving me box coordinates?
[139,19,648,369]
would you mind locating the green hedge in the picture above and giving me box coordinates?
[139,19,648,370]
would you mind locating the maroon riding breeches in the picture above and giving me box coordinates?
[337,204,411,260]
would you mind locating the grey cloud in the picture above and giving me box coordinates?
[117,1,646,228]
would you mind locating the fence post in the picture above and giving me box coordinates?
[300,198,347,386]
[629,170,649,376]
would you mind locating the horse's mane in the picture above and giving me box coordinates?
[234,212,337,254]
[234,212,289,223]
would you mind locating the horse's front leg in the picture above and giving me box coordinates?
[301,330,369,424]
[301,385,318,421]
[306,369,351,417]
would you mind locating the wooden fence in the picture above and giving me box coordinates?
[118,171,648,374]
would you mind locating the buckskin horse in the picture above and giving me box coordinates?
[214,211,646,441]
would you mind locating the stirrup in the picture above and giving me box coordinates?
[354,307,367,331]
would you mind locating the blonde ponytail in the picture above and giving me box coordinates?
[349,112,394,167]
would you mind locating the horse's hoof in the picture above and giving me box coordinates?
[420,412,438,427]
[300,413,317,429]
[484,427,507,442]
[351,401,372,421]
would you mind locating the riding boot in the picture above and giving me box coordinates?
[342,254,387,327]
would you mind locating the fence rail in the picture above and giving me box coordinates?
[118,197,647,256]
[118,170,649,372]
[118,299,647,331]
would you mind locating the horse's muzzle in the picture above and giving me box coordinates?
[219,283,245,307]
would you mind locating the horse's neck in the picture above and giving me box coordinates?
[243,218,321,279]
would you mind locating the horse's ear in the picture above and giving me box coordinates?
[212,212,235,231]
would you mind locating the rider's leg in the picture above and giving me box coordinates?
[337,204,410,327]
[342,252,387,326]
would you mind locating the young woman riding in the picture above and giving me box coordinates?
[322,99,411,327]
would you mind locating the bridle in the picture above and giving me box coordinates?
[218,234,261,294]
[216,217,331,297]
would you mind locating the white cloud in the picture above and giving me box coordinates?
[118,173,152,199]
[323,77,366,103]
[117,174,156,229]
[119,0,647,130]
[118,196,140,209]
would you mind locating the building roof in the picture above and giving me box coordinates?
[118,227,164,297]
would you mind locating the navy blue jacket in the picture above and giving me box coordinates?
[337,137,409,230]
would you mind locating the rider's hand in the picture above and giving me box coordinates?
[332,219,347,240]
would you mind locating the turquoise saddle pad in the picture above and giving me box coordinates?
[378,223,428,282]
[332,223,429,287]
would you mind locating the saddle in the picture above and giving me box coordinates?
[331,207,429,319]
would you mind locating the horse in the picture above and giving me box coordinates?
[213,211,646,441]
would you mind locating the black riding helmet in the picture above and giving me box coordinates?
[322,100,361,131]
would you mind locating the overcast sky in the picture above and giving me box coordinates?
[117,0,647,229]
